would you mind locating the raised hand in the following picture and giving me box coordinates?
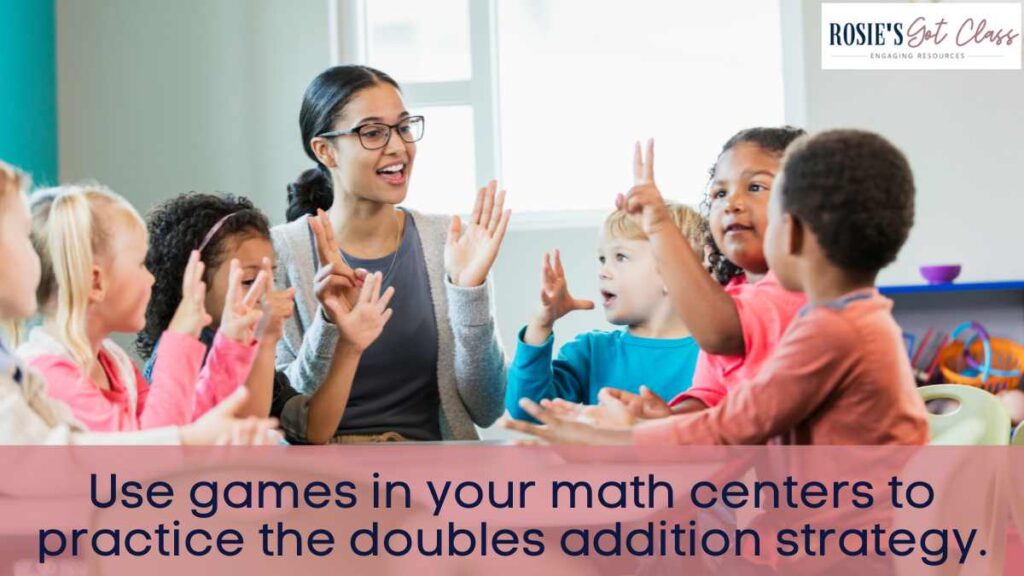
[256,257,296,342]
[219,259,268,344]
[309,208,365,323]
[524,249,595,344]
[168,250,213,338]
[537,249,594,326]
[335,271,395,353]
[445,180,511,287]
[615,139,672,236]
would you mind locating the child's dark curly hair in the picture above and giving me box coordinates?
[699,126,807,284]
[779,129,915,273]
[135,193,271,360]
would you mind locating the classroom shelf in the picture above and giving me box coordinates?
[879,281,1024,296]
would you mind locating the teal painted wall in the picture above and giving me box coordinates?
[0,0,57,185]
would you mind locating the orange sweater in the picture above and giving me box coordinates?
[636,289,929,446]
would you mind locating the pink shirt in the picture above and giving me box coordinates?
[21,330,257,432]
[670,271,807,408]
[637,289,929,446]
[193,332,259,419]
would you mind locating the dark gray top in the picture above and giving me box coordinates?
[312,210,441,440]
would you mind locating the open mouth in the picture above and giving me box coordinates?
[376,162,407,185]
[600,290,617,308]
[724,222,754,235]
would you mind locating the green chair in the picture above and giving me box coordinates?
[1014,420,1024,445]
[919,384,1011,445]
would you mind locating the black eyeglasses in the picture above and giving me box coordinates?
[318,116,425,150]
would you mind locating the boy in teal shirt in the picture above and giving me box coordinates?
[506,204,704,421]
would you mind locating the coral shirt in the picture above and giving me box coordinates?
[670,271,807,408]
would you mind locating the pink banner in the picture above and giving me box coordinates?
[1,446,1020,575]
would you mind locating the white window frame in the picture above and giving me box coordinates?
[329,0,802,231]
[329,0,502,192]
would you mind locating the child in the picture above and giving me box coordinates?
[595,128,811,424]
[506,129,930,446]
[505,204,704,421]
[139,194,394,444]
[0,161,277,445]
[17,185,265,432]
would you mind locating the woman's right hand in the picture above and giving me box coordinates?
[309,208,365,323]
[168,250,213,338]
[335,271,395,353]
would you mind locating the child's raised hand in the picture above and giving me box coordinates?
[219,259,268,344]
[256,257,295,342]
[616,139,672,236]
[168,250,213,338]
[534,249,595,328]
[309,208,365,323]
[335,271,395,353]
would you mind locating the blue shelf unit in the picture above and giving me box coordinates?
[879,280,1024,356]
[879,281,1024,296]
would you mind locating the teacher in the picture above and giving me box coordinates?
[272,65,509,443]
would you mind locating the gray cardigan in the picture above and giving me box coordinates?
[271,210,507,440]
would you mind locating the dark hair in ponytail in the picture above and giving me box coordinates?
[286,65,401,222]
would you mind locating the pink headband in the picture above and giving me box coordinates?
[197,212,238,253]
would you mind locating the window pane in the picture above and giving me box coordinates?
[402,105,477,215]
[367,0,472,83]
[498,0,785,213]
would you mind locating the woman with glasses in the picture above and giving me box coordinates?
[271,65,510,443]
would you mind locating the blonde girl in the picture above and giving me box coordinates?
[17,185,267,432]
[0,161,277,445]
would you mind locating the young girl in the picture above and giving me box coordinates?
[0,161,277,445]
[17,185,266,432]
[539,128,809,427]
[138,193,394,444]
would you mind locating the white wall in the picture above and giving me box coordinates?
[57,0,331,220]
[795,0,1024,286]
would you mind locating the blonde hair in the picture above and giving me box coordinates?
[603,202,705,256]
[0,161,29,345]
[30,185,145,368]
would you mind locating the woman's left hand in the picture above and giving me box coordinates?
[444,181,511,287]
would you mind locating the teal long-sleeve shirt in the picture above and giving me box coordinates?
[506,326,700,421]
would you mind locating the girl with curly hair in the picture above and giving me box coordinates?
[139,193,392,444]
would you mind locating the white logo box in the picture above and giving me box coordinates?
[821,2,1022,70]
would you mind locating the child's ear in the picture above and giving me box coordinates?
[89,265,106,304]
[786,213,805,257]
[310,137,338,169]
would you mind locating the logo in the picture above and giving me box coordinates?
[822,3,1021,70]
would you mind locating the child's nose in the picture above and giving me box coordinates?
[725,190,746,213]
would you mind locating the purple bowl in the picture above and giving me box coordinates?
[920,265,961,285]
